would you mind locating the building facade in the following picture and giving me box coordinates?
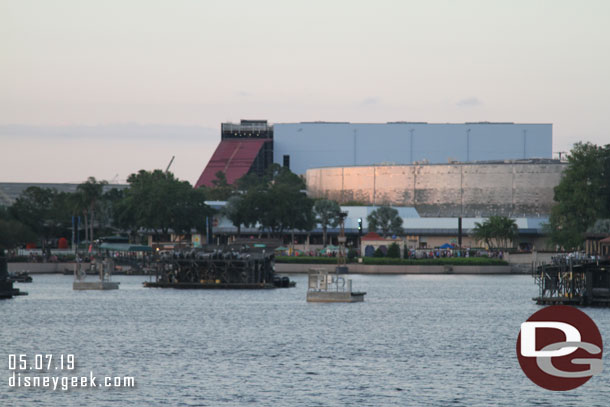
[306,160,566,217]
[203,202,550,251]
[197,120,553,187]
[273,121,552,174]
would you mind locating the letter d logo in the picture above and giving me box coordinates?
[520,322,581,357]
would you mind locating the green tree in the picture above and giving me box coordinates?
[387,242,401,258]
[201,171,235,201]
[115,170,212,240]
[68,189,90,242]
[235,172,266,192]
[0,207,37,250]
[97,188,125,234]
[51,191,77,242]
[237,166,313,238]
[548,143,610,249]
[373,247,385,257]
[76,177,108,242]
[275,182,315,245]
[313,199,341,247]
[347,248,358,261]
[9,187,69,248]
[471,216,518,249]
[0,219,36,250]
[222,195,247,236]
[238,184,269,235]
[367,205,403,237]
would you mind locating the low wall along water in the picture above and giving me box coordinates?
[275,263,513,274]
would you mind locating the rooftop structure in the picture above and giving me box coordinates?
[221,120,273,139]
[195,120,273,188]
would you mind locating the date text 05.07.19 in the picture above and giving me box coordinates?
[8,354,75,371]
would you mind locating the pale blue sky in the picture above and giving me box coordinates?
[1,0,609,183]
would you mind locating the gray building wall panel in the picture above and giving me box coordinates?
[275,122,552,174]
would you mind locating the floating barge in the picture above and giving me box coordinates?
[73,258,119,290]
[304,211,365,302]
[144,246,294,289]
[0,250,27,299]
[307,268,366,302]
[533,259,610,306]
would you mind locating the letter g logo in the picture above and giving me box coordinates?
[516,306,603,391]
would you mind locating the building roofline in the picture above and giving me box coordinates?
[273,121,553,126]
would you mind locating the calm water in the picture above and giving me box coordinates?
[2,273,609,406]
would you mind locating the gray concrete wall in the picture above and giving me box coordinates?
[307,161,566,217]
[8,262,74,274]
[275,263,513,274]
[503,251,561,273]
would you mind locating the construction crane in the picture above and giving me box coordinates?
[165,156,175,173]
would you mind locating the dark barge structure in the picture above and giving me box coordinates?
[533,258,610,306]
[144,246,294,289]
[1,250,27,299]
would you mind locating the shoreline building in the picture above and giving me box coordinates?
[196,120,553,186]
[273,121,552,174]
[195,119,564,220]
[205,202,548,251]
[306,159,566,217]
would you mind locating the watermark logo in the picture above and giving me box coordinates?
[516,305,603,391]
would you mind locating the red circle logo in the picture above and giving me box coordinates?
[516,305,603,391]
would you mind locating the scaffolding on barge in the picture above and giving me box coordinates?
[144,246,294,289]
[533,258,610,306]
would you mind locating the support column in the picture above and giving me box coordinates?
[458,217,463,248]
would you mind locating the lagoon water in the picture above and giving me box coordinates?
[2,273,609,406]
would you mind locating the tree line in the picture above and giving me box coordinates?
[9,157,584,251]
[547,142,610,250]
[0,163,415,250]
[0,171,211,250]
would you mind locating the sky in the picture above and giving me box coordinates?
[1,0,609,184]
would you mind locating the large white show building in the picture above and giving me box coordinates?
[273,121,552,174]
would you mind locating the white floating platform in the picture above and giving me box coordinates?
[306,268,366,303]
[306,291,366,303]
[73,281,120,290]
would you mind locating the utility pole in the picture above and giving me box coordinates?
[337,212,348,273]
[357,217,363,252]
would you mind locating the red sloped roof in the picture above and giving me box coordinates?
[195,139,270,188]
[362,232,386,241]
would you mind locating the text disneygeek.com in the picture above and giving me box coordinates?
[8,371,136,391]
